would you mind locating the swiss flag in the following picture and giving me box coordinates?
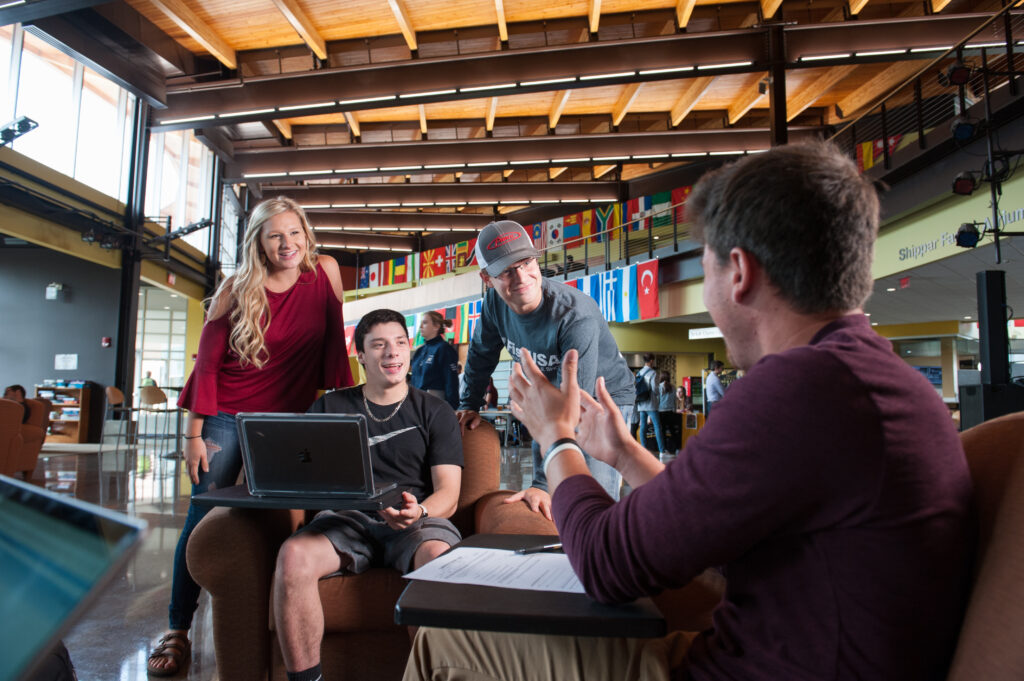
[637,259,659,320]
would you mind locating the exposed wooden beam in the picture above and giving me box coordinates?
[386,0,417,51]
[675,0,697,28]
[727,74,768,124]
[760,0,783,19]
[486,97,498,132]
[503,168,514,178]
[786,65,857,121]
[589,0,601,33]
[148,0,236,69]
[612,82,643,127]
[343,111,361,138]
[593,164,616,178]
[418,104,428,134]
[739,12,760,27]
[494,0,508,42]
[835,60,927,119]
[272,119,292,139]
[549,167,568,179]
[549,90,572,129]
[848,0,870,15]
[931,0,952,11]
[269,0,326,60]
[670,76,714,126]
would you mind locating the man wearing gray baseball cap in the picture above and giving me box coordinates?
[457,219,635,517]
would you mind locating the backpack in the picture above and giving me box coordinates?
[634,370,652,403]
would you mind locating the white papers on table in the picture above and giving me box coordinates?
[405,547,585,594]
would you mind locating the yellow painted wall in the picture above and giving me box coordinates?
[609,321,726,357]
[184,297,204,377]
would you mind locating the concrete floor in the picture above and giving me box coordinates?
[25,436,535,681]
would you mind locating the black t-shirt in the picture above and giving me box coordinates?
[308,385,463,502]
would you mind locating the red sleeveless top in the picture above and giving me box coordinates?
[178,262,354,415]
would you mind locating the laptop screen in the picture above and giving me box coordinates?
[0,475,146,681]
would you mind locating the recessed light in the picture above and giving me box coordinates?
[886,287,896,292]
[964,315,973,320]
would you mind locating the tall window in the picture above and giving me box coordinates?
[0,25,135,202]
[15,31,76,176]
[220,189,240,275]
[135,286,188,397]
[145,129,215,255]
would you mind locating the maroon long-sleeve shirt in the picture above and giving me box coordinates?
[178,262,353,416]
[554,315,974,681]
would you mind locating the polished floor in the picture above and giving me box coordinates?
[25,432,536,681]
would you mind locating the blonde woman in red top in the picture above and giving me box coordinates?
[148,196,354,676]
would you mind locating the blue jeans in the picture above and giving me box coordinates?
[639,409,666,453]
[168,412,242,630]
[530,404,632,501]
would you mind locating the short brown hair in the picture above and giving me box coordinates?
[689,141,880,314]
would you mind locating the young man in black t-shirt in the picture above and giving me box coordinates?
[272,309,463,681]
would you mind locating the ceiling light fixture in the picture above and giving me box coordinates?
[460,83,516,92]
[519,77,577,87]
[338,95,396,106]
[580,71,635,81]
[279,101,335,111]
[697,61,753,70]
[638,66,694,75]
[219,107,275,118]
[799,53,851,62]
[400,89,457,99]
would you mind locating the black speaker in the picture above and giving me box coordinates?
[977,270,1010,385]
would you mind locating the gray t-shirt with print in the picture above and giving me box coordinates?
[459,278,634,410]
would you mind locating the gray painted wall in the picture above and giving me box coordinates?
[0,247,120,397]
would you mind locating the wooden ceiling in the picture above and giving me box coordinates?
[14,0,1014,255]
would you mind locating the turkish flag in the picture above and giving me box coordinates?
[637,259,660,319]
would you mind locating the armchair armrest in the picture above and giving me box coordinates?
[474,490,558,536]
[187,506,296,681]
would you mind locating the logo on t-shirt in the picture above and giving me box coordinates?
[502,338,560,373]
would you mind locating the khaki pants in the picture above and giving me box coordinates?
[404,628,695,681]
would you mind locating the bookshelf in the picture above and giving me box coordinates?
[34,385,91,443]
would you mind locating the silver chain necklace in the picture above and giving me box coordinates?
[362,388,408,423]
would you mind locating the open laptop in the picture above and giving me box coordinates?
[0,475,146,681]
[236,412,399,508]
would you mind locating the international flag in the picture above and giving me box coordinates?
[598,270,622,322]
[621,263,639,322]
[462,299,482,343]
[563,213,582,248]
[652,191,672,228]
[421,247,446,279]
[672,186,692,227]
[580,209,598,243]
[594,203,621,241]
[625,196,652,231]
[357,266,370,289]
[344,325,356,354]
[531,222,545,250]
[444,244,458,271]
[381,259,394,287]
[456,238,478,268]
[546,217,563,248]
[404,314,417,340]
[393,256,408,284]
[637,259,660,319]
[565,278,580,289]
[366,262,382,288]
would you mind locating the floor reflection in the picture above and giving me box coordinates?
[27,440,534,681]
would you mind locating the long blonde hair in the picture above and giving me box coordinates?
[210,196,318,369]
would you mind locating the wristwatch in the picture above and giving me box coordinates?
[418,503,429,519]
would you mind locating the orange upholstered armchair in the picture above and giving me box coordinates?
[187,420,557,681]
[0,398,25,477]
[9,397,50,478]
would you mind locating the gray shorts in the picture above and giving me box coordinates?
[298,510,461,575]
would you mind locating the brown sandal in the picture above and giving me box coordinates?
[147,632,190,677]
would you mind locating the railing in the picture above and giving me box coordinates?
[828,5,1023,173]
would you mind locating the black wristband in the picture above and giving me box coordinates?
[544,437,578,458]
[184,434,202,439]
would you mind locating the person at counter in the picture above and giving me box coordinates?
[403,141,974,681]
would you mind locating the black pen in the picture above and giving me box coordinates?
[514,542,563,555]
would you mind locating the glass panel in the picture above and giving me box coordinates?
[146,310,170,320]
[0,25,13,119]
[14,32,76,175]
[74,66,123,198]
[145,320,171,334]
[183,135,211,253]
[171,321,186,334]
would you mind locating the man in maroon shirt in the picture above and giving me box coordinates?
[403,141,974,681]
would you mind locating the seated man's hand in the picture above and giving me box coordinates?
[378,491,424,531]
[455,409,481,434]
[503,487,552,521]
[508,348,580,449]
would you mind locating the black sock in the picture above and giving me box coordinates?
[287,663,323,681]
